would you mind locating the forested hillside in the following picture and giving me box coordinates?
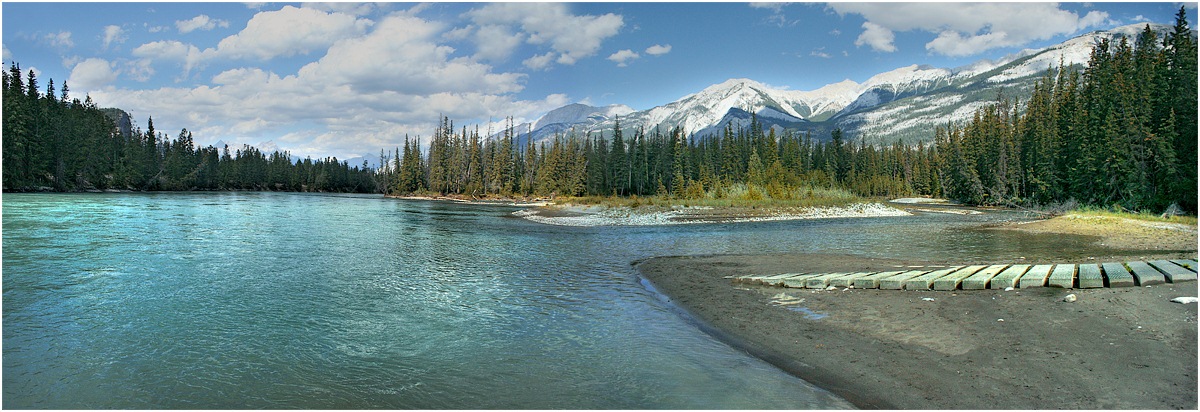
[382,16,1196,214]
[936,14,1197,212]
[1,65,375,193]
[4,11,1194,215]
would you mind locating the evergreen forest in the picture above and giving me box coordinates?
[2,65,376,193]
[3,11,1196,215]
[381,17,1196,214]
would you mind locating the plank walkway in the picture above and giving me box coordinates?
[734,259,1197,291]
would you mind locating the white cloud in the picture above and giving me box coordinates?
[465,3,623,68]
[855,22,896,52]
[68,58,118,91]
[124,59,154,82]
[749,2,790,13]
[176,14,230,33]
[443,25,473,41]
[45,31,74,48]
[92,12,558,160]
[607,49,639,67]
[102,25,127,49]
[523,52,555,70]
[473,25,524,61]
[832,3,1111,56]
[215,5,373,60]
[301,2,381,16]
[147,24,169,33]
[132,40,212,77]
[645,44,672,56]
[751,2,795,27]
[925,31,1010,57]
[810,48,831,58]
[2,44,11,61]
[296,14,523,95]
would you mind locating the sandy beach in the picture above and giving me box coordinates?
[636,217,1198,409]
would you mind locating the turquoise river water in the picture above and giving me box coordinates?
[2,192,1103,408]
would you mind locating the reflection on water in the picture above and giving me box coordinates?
[1,192,1126,409]
[4,193,850,409]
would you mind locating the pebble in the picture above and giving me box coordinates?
[1063,293,1077,303]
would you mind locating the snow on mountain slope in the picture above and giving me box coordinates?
[986,23,1170,83]
[533,103,633,130]
[514,23,1178,146]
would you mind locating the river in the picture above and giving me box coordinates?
[2,192,1096,408]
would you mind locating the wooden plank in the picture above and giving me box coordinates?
[1047,264,1076,288]
[1147,260,1197,283]
[1170,259,1198,272]
[903,267,963,291]
[1077,264,1104,288]
[879,270,931,290]
[989,264,1030,289]
[805,273,851,289]
[829,272,875,288]
[756,273,804,286]
[933,265,988,291]
[1018,265,1054,288]
[961,265,1009,290]
[853,271,905,289]
[1125,261,1165,286]
[766,273,811,286]
[781,274,823,288]
[737,274,775,284]
[1101,262,1135,287]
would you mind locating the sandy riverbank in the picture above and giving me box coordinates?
[514,202,911,226]
[637,251,1197,409]
[389,194,550,207]
[999,212,1198,251]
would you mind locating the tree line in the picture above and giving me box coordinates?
[382,114,938,202]
[2,64,375,193]
[381,16,1195,214]
[936,11,1196,212]
[5,10,1194,214]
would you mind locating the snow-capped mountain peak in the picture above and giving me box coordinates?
[513,23,1183,146]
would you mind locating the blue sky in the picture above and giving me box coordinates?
[2,2,1191,160]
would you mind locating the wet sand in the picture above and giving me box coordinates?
[637,250,1198,409]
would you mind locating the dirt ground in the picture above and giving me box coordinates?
[637,248,1198,409]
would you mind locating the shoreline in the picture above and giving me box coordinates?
[513,202,912,226]
[634,215,1199,409]
[637,252,1198,409]
[387,194,551,207]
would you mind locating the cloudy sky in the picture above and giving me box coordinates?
[2,2,1189,161]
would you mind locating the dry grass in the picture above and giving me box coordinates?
[554,183,866,210]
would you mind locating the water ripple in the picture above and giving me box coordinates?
[6,193,1062,409]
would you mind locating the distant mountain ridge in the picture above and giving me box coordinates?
[509,23,1176,146]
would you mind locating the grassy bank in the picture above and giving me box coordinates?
[555,183,865,210]
[1066,206,1197,226]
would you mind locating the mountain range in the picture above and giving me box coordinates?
[512,23,1171,146]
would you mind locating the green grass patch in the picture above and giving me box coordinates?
[1069,206,1198,226]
